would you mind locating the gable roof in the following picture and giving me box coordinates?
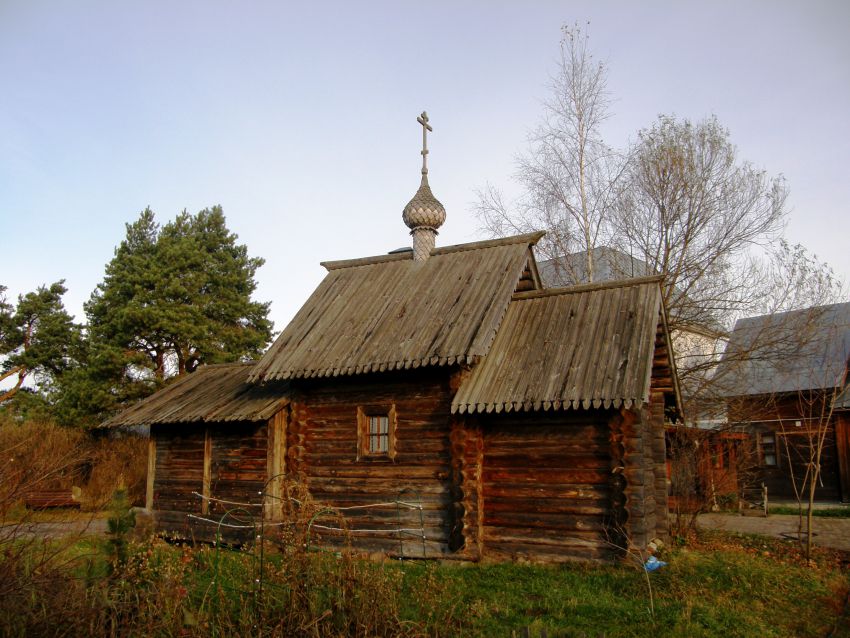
[451,276,669,414]
[100,363,290,428]
[715,302,850,397]
[249,232,544,382]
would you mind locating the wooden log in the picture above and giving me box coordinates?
[483,468,610,484]
[25,490,80,510]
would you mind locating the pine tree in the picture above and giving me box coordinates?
[0,281,81,404]
[85,206,273,382]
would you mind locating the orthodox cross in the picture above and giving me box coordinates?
[417,111,432,175]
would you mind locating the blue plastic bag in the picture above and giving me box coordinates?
[644,555,667,572]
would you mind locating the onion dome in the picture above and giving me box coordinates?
[402,111,446,262]
[402,174,446,231]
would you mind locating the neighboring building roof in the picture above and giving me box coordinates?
[539,247,728,339]
[101,363,290,427]
[537,246,654,288]
[715,302,850,397]
[249,232,544,382]
[452,276,667,414]
[833,385,850,411]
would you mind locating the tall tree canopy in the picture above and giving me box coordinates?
[475,27,845,417]
[86,206,273,381]
[475,23,622,284]
[612,114,788,332]
[0,282,81,404]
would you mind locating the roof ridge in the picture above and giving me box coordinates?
[513,275,663,300]
[320,231,545,271]
[321,251,411,271]
[433,231,545,256]
[735,300,850,327]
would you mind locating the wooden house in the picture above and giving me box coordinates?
[833,386,850,505]
[105,115,683,561]
[716,302,850,503]
[539,247,728,430]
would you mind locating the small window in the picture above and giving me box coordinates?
[760,433,777,467]
[368,415,389,453]
[357,404,397,459]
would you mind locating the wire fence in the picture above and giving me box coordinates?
[177,474,430,630]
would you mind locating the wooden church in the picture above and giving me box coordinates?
[105,113,682,562]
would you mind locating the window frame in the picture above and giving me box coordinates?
[356,404,397,460]
[758,431,778,467]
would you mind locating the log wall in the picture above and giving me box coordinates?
[289,369,455,557]
[449,416,484,558]
[151,421,269,541]
[480,411,617,562]
[207,421,268,515]
[621,406,657,550]
[152,424,205,516]
[647,390,670,543]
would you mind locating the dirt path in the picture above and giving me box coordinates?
[698,513,850,552]
[0,517,108,540]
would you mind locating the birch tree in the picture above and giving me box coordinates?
[475,23,623,283]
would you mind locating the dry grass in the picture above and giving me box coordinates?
[0,417,147,516]
[83,435,147,509]
[0,418,87,517]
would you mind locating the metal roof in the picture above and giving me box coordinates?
[715,301,850,397]
[249,232,544,382]
[451,276,666,414]
[101,363,289,427]
[537,246,655,288]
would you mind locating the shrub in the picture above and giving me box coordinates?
[84,435,147,509]
[0,418,87,517]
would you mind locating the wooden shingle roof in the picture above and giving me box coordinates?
[451,276,667,414]
[101,363,289,427]
[249,233,544,382]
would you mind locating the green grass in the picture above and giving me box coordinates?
[403,544,848,637]
[3,530,847,637]
[769,505,850,518]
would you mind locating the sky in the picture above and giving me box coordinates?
[2,0,849,332]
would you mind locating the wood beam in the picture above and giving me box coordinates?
[202,429,212,515]
[146,437,156,511]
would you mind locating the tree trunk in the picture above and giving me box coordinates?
[154,351,165,380]
[0,366,26,403]
[176,346,186,375]
[806,474,815,561]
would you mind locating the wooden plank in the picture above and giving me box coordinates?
[266,409,286,520]
[146,437,156,511]
[201,429,212,515]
